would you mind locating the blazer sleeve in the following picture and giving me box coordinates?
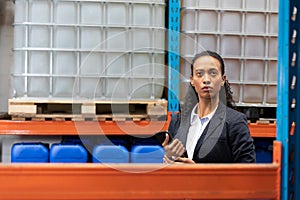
[227,111,256,163]
[168,113,181,138]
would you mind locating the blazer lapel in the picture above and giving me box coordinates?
[193,103,227,159]
[174,113,191,147]
[175,84,198,147]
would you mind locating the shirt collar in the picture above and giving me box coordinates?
[190,103,218,124]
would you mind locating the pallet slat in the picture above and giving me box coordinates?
[8,99,168,121]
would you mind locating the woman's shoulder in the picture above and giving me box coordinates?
[168,112,182,137]
[170,112,181,121]
[225,106,247,122]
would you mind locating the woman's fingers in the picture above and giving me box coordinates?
[164,156,195,164]
[161,133,170,147]
[173,140,185,156]
[176,157,195,164]
[170,140,184,158]
[163,155,174,164]
[164,139,186,160]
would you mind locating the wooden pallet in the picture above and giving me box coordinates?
[8,99,168,121]
[247,118,277,124]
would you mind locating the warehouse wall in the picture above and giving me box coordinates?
[0,0,14,113]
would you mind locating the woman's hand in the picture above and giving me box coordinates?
[162,134,186,163]
[175,157,195,164]
[161,133,171,147]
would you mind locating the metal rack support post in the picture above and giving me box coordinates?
[277,0,300,199]
[167,0,180,115]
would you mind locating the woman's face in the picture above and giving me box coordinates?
[190,55,226,101]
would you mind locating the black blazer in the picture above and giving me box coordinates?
[168,102,256,163]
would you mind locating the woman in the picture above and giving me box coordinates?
[163,51,256,163]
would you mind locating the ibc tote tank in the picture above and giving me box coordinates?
[12,0,166,100]
[180,0,278,108]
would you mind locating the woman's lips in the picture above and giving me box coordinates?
[202,86,212,92]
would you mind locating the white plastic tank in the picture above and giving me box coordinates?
[12,0,166,100]
[180,0,278,107]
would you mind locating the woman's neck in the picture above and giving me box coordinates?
[197,98,219,118]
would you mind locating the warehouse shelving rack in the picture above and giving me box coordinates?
[0,2,276,141]
[0,3,277,140]
[277,0,300,199]
[0,0,288,199]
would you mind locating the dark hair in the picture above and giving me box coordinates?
[190,50,236,109]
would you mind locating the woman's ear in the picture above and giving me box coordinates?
[190,76,194,86]
[221,75,226,86]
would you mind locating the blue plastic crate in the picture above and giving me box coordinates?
[130,136,161,146]
[11,143,49,163]
[92,145,129,163]
[131,145,164,163]
[256,149,273,163]
[50,144,88,163]
[254,139,273,163]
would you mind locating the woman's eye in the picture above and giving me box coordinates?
[196,72,203,76]
[210,71,218,76]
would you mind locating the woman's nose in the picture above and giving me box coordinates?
[203,74,211,84]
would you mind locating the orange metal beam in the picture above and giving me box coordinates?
[0,163,279,200]
[0,120,276,137]
[0,120,169,135]
[248,123,276,138]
